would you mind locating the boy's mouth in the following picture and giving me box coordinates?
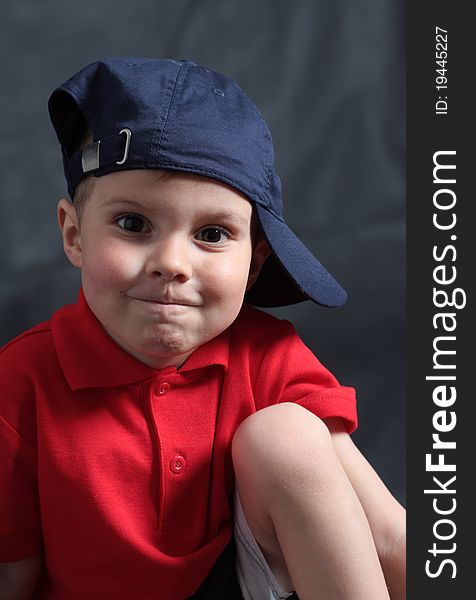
[128,295,199,308]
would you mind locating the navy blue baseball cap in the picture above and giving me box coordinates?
[48,57,347,308]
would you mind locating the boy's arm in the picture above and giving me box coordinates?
[325,417,406,600]
[0,555,41,600]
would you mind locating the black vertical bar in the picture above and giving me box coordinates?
[407,3,474,598]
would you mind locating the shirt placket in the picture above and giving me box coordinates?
[145,368,222,546]
[145,373,177,533]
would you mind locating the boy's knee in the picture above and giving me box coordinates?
[232,403,335,494]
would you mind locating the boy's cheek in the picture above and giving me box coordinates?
[81,244,144,289]
[203,260,251,300]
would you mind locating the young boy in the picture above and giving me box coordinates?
[0,58,405,599]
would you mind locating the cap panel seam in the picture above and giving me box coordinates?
[263,165,273,204]
[237,85,275,199]
[153,63,185,160]
[149,62,184,162]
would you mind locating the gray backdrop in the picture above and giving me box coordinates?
[0,0,405,503]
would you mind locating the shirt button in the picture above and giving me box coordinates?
[155,382,171,396]
[170,454,185,473]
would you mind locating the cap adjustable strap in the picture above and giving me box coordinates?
[68,128,132,186]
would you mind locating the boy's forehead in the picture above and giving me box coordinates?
[92,169,253,218]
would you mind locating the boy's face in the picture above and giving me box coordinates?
[58,170,269,369]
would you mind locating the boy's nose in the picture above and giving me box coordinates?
[145,236,193,282]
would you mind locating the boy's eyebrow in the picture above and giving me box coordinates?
[100,196,148,210]
[198,210,251,228]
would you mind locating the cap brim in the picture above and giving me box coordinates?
[245,204,347,308]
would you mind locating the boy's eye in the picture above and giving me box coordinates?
[196,227,229,243]
[116,215,148,233]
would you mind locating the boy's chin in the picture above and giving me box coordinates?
[124,334,200,369]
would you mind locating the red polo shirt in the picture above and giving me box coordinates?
[0,291,356,599]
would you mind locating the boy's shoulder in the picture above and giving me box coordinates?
[1,319,54,360]
[230,305,339,386]
[0,298,79,382]
[0,318,56,380]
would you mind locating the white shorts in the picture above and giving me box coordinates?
[234,490,295,600]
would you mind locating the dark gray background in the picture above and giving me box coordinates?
[0,0,405,503]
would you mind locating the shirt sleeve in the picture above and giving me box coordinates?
[0,347,42,562]
[253,320,357,433]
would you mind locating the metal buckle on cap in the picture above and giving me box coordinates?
[116,128,132,165]
[80,128,131,174]
[81,141,100,173]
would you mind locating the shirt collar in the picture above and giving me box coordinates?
[52,289,230,391]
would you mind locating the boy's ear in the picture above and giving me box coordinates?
[57,199,82,268]
[246,238,272,290]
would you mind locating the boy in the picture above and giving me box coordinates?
[0,58,405,599]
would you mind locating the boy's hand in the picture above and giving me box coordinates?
[325,417,406,600]
[0,555,41,600]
